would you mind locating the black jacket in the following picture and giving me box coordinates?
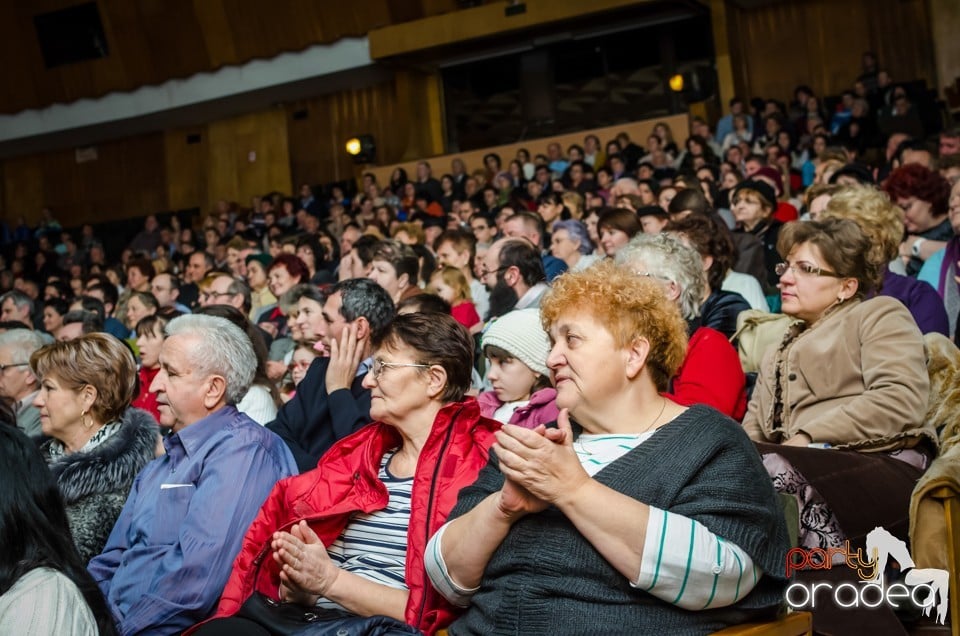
[266,357,372,473]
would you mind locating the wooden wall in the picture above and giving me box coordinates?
[286,72,444,192]
[1,133,167,226]
[0,0,459,115]
[725,0,936,102]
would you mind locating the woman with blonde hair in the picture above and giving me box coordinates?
[821,185,948,335]
[32,334,159,562]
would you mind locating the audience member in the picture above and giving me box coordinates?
[0,423,117,635]
[266,278,395,472]
[616,234,747,419]
[87,314,297,634]
[0,329,45,437]
[201,313,497,634]
[429,262,788,634]
[32,334,159,562]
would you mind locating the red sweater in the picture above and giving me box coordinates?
[202,399,499,635]
[131,366,161,422]
[667,327,747,421]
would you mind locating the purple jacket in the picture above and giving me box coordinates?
[879,269,949,336]
[476,388,559,429]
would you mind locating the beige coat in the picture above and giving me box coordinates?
[743,296,937,452]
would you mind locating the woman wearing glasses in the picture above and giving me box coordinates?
[195,312,499,636]
[743,218,936,633]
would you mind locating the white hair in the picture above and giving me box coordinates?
[616,233,705,320]
[0,329,46,365]
[164,314,256,405]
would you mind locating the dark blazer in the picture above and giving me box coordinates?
[266,357,372,473]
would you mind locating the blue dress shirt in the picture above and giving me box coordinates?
[88,406,296,635]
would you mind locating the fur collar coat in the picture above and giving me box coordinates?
[42,408,159,563]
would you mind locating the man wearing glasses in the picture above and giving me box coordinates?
[0,328,45,437]
[267,278,395,473]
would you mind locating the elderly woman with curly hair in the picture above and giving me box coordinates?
[884,164,953,276]
[743,217,936,634]
[427,261,788,634]
[32,334,159,562]
[821,184,948,335]
[616,233,747,419]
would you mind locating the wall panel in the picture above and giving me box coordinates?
[206,110,291,213]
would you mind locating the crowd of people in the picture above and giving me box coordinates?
[0,53,958,635]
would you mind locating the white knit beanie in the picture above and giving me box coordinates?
[481,308,551,377]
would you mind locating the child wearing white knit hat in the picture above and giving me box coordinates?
[475,308,559,428]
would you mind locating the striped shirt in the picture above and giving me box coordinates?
[426,431,759,610]
[316,450,413,611]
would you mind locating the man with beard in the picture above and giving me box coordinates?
[480,238,548,321]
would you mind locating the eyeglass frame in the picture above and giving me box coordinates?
[775,261,842,278]
[370,358,432,380]
[479,264,512,278]
[0,362,29,373]
[200,290,236,301]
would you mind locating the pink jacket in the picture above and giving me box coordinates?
[476,387,559,429]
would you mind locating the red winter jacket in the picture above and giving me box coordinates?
[667,327,747,421]
[201,399,499,635]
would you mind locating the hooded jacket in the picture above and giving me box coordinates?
[476,387,559,429]
[42,407,159,563]
[208,399,499,635]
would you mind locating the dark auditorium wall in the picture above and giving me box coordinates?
[2,133,167,227]
[0,0,458,115]
[724,0,935,103]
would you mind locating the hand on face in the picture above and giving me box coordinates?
[325,322,364,392]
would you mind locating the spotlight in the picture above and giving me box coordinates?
[668,66,717,102]
[345,134,376,164]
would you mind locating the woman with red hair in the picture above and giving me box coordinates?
[884,164,952,276]
[256,254,309,338]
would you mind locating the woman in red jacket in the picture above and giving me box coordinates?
[192,313,499,636]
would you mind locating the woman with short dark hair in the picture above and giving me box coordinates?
[367,240,421,305]
[196,313,499,635]
[596,207,641,257]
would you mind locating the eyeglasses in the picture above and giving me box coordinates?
[775,261,841,278]
[371,358,431,380]
[633,271,673,283]
[480,265,510,278]
[200,291,234,301]
[0,362,29,372]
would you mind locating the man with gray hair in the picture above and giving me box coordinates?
[88,314,296,635]
[0,329,45,437]
[0,290,34,329]
[267,277,395,472]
